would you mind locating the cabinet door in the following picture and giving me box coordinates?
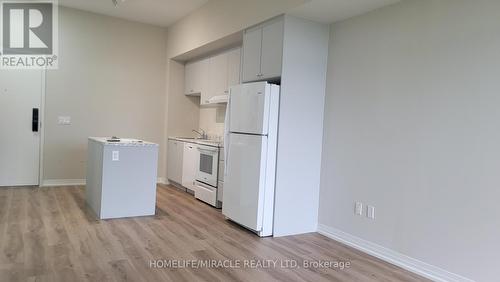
[260,19,284,80]
[185,58,209,96]
[182,143,199,190]
[167,140,183,184]
[241,27,262,83]
[184,62,196,95]
[227,48,241,89]
[197,58,210,96]
[203,52,228,105]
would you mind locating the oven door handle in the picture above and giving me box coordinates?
[198,147,218,153]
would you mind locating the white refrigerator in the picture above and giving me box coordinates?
[222,82,280,237]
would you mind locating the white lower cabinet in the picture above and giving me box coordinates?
[167,140,183,184]
[217,181,224,203]
[182,143,199,191]
[218,160,224,182]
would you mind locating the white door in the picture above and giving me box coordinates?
[241,27,262,82]
[0,70,43,187]
[261,19,284,80]
[222,133,268,231]
[229,82,270,135]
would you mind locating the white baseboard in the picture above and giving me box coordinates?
[41,179,86,187]
[157,177,168,185]
[41,178,169,187]
[317,224,474,282]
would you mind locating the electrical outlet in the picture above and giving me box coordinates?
[355,202,363,216]
[367,205,375,219]
[58,116,71,125]
[112,151,120,161]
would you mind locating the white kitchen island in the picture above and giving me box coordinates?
[86,137,159,219]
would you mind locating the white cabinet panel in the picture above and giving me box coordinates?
[242,27,263,82]
[241,18,284,83]
[185,63,196,95]
[185,58,209,96]
[261,19,284,80]
[182,143,199,190]
[204,52,228,105]
[218,160,224,182]
[167,140,183,184]
[227,48,241,89]
[217,181,224,202]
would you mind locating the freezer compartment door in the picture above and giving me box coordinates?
[222,133,268,231]
[229,82,270,135]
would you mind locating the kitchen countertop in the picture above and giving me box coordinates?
[168,137,222,148]
[89,137,158,147]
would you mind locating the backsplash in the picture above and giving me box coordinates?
[199,104,226,140]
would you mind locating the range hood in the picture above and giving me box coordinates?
[208,94,229,104]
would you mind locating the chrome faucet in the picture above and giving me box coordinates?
[192,129,208,140]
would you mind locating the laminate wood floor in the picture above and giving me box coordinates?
[0,185,428,282]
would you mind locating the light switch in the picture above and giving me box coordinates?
[355,202,363,216]
[112,151,120,161]
[367,205,375,219]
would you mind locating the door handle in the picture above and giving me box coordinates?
[32,108,39,132]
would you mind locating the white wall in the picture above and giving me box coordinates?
[320,0,500,281]
[165,59,200,139]
[44,7,167,181]
[166,0,305,58]
[273,16,330,237]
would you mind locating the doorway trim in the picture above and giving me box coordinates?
[38,69,47,187]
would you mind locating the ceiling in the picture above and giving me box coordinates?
[289,0,401,24]
[59,0,400,28]
[58,0,209,27]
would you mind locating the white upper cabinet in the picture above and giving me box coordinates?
[185,58,209,96]
[204,52,228,105]
[200,47,242,105]
[260,19,284,80]
[227,48,241,89]
[242,17,284,82]
[242,28,263,82]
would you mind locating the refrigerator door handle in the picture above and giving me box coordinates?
[224,92,231,175]
[225,137,230,176]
